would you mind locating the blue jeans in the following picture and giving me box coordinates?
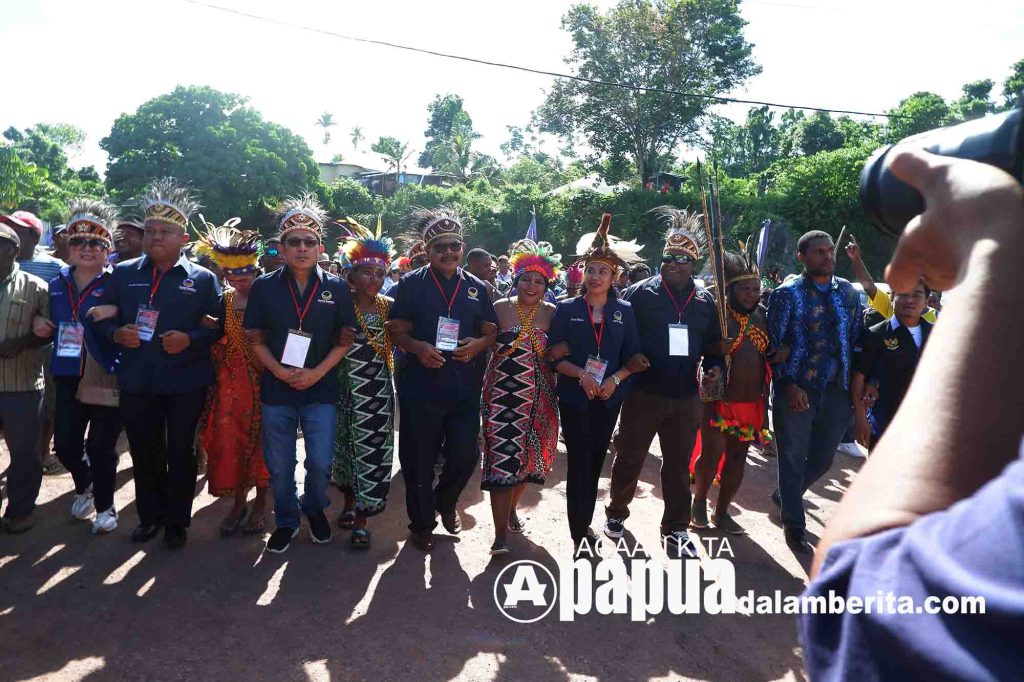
[261,402,336,530]
[772,382,852,530]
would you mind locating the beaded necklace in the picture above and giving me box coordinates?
[495,300,545,359]
[355,295,394,373]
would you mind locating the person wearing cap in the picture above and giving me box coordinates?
[110,218,144,265]
[90,178,223,549]
[495,254,513,295]
[0,222,51,533]
[547,214,646,550]
[244,194,357,554]
[380,262,401,296]
[50,224,70,262]
[386,207,498,552]
[602,207,724,556]
[35,199,123,534]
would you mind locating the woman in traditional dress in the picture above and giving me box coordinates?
[481,240,562,556]
[332,226,397,549]
[196,221,269,535]
[548,214,646,550]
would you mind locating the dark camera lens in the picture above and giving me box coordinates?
[860,107,1023,237]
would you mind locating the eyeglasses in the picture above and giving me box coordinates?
[661,254,694,265]
[284,237,319,248]
[69,238,107,250]
[431,241,463,253]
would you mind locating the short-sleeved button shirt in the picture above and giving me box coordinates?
[243,266,356,406]
[92,254,222,395]
[388,266,498,402]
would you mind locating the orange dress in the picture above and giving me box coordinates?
[200,289,269,495]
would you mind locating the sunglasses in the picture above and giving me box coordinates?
[284,237,319,248]
[265,247,280,257]
[431,241,463,253]
[69,238,107,250]
[661,254,694,265]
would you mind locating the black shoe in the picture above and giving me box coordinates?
[785,527,812,554]
[266,527,299,554]
[441,510,462,535]
[603,517,625,539]
[662,530,699,558]
[164,526,187,549]
[771,489,781,508]
[308,512,333,544]
[410,531,434,552]
[131,523,163,543]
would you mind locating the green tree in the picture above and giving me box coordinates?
[536,0,759,183]
[1001,58,1024,110]
[793,111,844,155]
[952,79,996,121]
[350,125,364,151]
[370,136,412,175]
[101,85,319,227]
[315,112,336,147]
[0,144,48,213]
[419,94,479,170]
[886,91,953,141]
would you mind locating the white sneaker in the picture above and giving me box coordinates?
[92,507,118,534]
[71,486,95,520]
[837,442,867,459]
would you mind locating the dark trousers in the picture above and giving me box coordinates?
[398,395,481,533]
[54,376,122,512]
[120,389,207,529]
[606,389,702,533]
[0,390,43,519]
[560,399,622,542]
[772,382,852,530]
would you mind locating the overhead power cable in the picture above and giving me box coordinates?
[182,0,919,121]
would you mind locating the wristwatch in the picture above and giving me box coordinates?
[611,374,621,386]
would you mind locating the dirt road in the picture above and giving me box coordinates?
[0,431,862,681]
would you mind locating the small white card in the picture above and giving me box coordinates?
[669,323,689,357]
[282,329,312,367]
[584,354,609,384]
[135,306,159,342]
[436,316,460,352]
[56,321,85,358]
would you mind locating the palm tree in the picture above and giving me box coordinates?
[370,136,412,175]
[439,134,496,182]
[350,125,364,151]
[315,112,336,147]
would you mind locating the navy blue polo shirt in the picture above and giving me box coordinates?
[547,295,641,409]
[388,265,498,402]
[91,254,222,394]
[243,266,356,407]
[48,266,119,377]
[620,276,723,399]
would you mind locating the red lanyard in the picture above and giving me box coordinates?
[65,275,105,322]
[586,299,605,357]
[287,276,320,331]
[662,279,696,323]
[429,267,462,317]
[149,265,168,306]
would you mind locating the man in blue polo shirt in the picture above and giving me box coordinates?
[603,208,723,555]
[92,179,222,549]
[387,208,497,552]
[244,195,356,554]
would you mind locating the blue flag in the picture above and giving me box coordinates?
[525,207,538,241]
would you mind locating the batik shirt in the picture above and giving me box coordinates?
[767,274,862,391]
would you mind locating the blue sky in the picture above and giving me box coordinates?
[4,0,1022,173]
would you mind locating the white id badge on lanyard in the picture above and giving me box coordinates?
[584,354,609,384]
[282,329,312,367]
[669,323,689,357]
[135,305,159,342]
[436,316,460,351]
[56,321,85,358]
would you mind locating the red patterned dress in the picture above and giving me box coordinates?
[481,325,558,489]
[200,289,269,495]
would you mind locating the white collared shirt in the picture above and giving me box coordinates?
[890,316,923,349]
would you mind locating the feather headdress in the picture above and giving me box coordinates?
[508,239,562,284]
[337,215,396,270]
[194,216,262,276]
[66,197,118,248]
[650,206,706,260]
[276,192,327,240]
[141,177,200,230]
[574,213,643,269]
[566,264,583,286]
[409,205,463,247]
[723,235,760,288]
